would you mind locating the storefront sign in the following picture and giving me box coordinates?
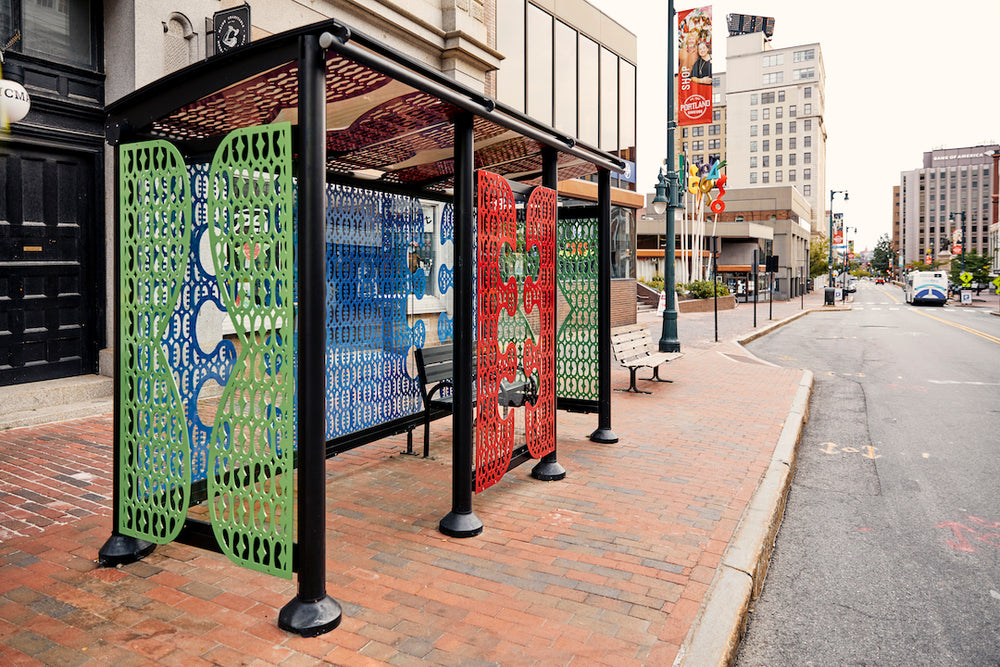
[0,78,30,124]
[214,5,251,55]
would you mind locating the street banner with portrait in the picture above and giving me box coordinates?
[678,6,713,126]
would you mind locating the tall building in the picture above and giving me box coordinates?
[898,145,998,268]
[724,32,826,234]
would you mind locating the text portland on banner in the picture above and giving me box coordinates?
[678,6,712,127]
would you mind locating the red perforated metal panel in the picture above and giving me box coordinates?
[523,185,556,459]
[475,171,518,492]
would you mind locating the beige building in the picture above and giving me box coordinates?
[723,33,826,234]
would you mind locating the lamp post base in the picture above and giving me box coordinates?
[97,534,155,567]
[589,427,619,444]
[278,594,342,637]
[531,459,566,481]
[439,510,483,538]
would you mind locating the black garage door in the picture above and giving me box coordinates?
[0,142,99,386]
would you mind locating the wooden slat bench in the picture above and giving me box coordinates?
[414,342,535,457]
[611,324,683,394]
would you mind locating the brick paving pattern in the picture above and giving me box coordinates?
[0,292,825,665]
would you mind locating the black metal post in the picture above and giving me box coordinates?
[532,146,567,480]
[712,236,718,342]
[752,249,758,327]
[768,260,773,320]
[439,112,483,536]
[590,168,618,444]
[279,32,342,637]
[98,134,155,567]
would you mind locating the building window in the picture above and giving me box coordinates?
[692,140,704,150]
[762,53,785,67]
[750,125,758,136]
[793,67,815,80]
[804,86,812,98]
[776,155,783,167]
[803,185,811,196]
[750,109,758,121]
[763,124,770,136]
[794,49,816,62]
[804,135,812,147]
[709,124,720,135]
[763,172,770,184]
[750,156,758,168]
[762,72,784,85]
[804,119,812,131]
[682,142,688,152]
[713,93,721,104]
[713,109,722,121]
[789,153,796,165]
[692,126,704,136]
[776,170,783,182]
[762,92,775,104]
[762,140,770,151]
[750,141,757,152]
[709,153,720,162]
[708,138,720,149]
[789,169,796,181]
[789,105,796,117]
[577,34,599,145]
[712,77,720,87]
[763,156,770,167]
[804,152,811,164]
[751,93,759,105]
[804,168,811,180]
[778,90,785,102]
[750,173,758,184]
[5,0,97,68]
[804,103,812,114]
[776,107,783,119]
[776,122,783,135]
[763,108,771,120]
[789,137,796,149]
[682,128,689,138]
[789,121,796,133]
[776,139,783,151]
[526,4,554,125]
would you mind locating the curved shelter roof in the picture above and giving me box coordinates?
[106,19,625,192]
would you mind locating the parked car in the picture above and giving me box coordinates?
[875,277,885,284]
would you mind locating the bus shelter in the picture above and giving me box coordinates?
[98,18,623,636]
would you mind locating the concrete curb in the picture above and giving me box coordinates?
[674,316,816,666]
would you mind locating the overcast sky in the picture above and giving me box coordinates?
[587,0,1000,251]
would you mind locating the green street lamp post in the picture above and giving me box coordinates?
[651,0,681,353]
[949,211,967,273]
[828,189,848,288]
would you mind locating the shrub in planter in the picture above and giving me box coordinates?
[683,280,730,299]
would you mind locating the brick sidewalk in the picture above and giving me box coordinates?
[0,305,815,665]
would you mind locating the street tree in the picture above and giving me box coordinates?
[809,237,829,279]
[948,252,991,292]
[871,234,896,276]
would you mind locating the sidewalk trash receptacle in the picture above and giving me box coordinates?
[824,287,835,305]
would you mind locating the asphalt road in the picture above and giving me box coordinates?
[736,280,1000,666]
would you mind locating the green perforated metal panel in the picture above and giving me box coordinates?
[556,216,599,401]
[207,123,295,578]
[117,140,192,544]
